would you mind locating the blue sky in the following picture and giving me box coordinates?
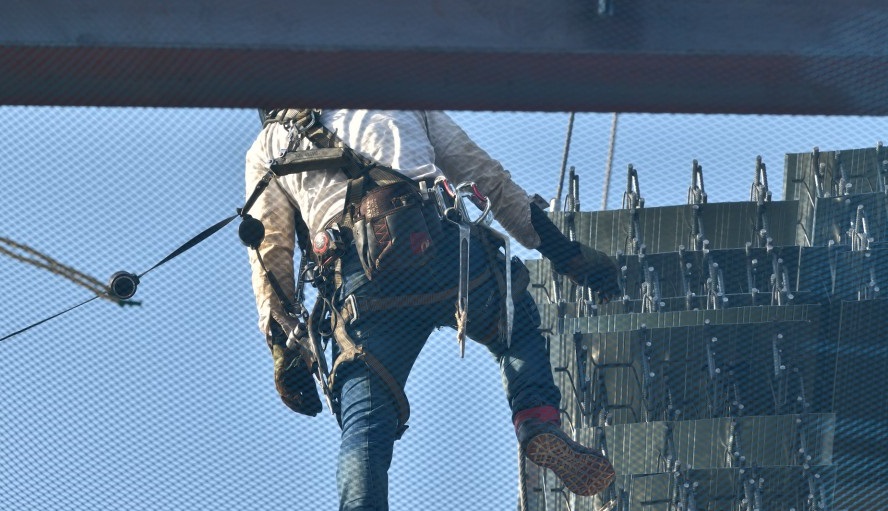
[1,107,885,510]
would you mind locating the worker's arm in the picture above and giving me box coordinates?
[244,123,299,347]
[424,110,541,249]
[424,111,619,298]
[245,123,323,416]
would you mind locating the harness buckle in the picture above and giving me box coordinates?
[291,110,318,135]
[343,294,360,325]
[312,224,345,267]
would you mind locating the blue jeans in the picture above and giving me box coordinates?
[333,227,561,511]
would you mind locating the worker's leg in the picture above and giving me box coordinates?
[333,290,435,511]
[463,259,615,497]
[336,363,399,511]
[474,284,562,418]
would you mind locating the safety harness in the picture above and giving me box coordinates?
[256,109,496,438]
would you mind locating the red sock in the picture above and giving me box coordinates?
[513,405,560,434]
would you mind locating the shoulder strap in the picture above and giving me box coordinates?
[289,110,427,224]
[285,110,420,184]
[268,109,429,234]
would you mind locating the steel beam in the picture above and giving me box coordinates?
[3,0,888,114]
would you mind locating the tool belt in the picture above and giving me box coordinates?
[351,179,444,282]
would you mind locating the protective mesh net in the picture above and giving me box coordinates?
[2,107,886,510]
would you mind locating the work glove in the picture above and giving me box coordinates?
[269,317,323,417]
[272,343,323,416]
[529,202,621,300]
[553,241,622,300]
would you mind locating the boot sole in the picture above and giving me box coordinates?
[524,432,616,496]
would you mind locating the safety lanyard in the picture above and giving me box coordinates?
[0,172,275,343]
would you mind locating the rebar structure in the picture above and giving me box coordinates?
[523,145,888,510]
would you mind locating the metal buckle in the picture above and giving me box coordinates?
[452,181,492,226]
[282,110,318,149]
[343,294,359,324]
[293,110,318,134]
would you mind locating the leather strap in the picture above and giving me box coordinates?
[327,303,411,439]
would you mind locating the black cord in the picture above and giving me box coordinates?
[2,170,277,343]
[1,214,239,343]
[0,296,100,342]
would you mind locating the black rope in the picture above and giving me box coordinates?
[1,213,239,343]
[0,296,100,342]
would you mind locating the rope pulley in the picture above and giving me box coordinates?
[107,271,141,300]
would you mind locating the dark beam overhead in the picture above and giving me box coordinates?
[2,0,888,115]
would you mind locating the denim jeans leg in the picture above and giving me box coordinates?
[334,271,436,510]
[336,363,399,511]
[450,240,563,419]
[486,289,562,419]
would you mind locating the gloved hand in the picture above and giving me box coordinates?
[272,343,323,416]
[529,202,621,300]
[553,242,621,300]
[268,315,322,417]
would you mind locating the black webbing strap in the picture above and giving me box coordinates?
[339,266,492,324]
[240,170,274,218]
[288,110,423,186]
[272,109,420,230]
[138,214,238,279]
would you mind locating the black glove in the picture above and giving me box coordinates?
[552,241,621,299]
[530,202,621,299]
[269,318,322,417]
[272,343,323,416]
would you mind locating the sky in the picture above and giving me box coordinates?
[1,107,886,510]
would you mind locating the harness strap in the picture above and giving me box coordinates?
[327,303,411,439]
[339,266,492,324]
[477,227,511,345]
[325,256,494,439]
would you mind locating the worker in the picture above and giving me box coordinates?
[244,109,620,510]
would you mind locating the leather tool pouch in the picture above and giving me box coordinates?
[352,181,443,280]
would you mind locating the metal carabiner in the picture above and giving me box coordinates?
[453,181,492,226]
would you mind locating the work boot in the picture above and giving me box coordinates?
[515,407,615,496]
